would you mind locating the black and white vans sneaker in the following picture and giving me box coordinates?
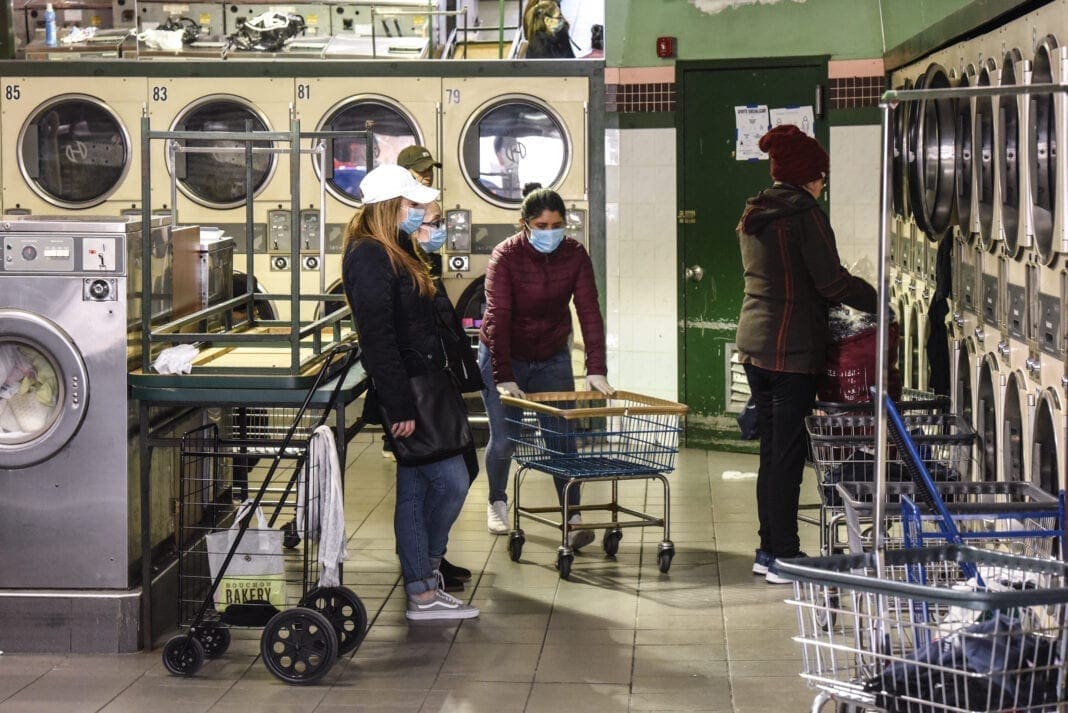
[406,588,480,621]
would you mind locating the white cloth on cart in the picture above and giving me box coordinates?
[298,424,348,587]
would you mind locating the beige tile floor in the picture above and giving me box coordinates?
[0,434,824,713]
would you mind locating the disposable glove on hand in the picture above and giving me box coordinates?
[496,381,526,398]
[587,375,615,396]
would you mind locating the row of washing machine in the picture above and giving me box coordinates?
[888,1,1068,496]
[0,63,595,319]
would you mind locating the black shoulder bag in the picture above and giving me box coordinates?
[378,350,474,467]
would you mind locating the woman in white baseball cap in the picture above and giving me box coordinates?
[341,164,479,621]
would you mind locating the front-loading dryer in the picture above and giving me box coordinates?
[440,76,590,302]
[288,76,440,320]
[145,77,294,267]
[1,77,147,216]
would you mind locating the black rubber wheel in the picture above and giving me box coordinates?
[194,621,231,659]
[261,608,338,685]
[508,531,525,562]
[301,586,368,656]
[162,635,205,677]
[657,548,674,573]
[602,529,623,557]
[557,552,573,580]
[282,520,301,549]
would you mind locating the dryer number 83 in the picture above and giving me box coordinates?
[4,85,20,100]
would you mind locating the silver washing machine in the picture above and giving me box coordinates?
[0,216,167,590]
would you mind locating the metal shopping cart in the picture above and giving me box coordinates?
[837,480,1066,560]
[779,545,1068,713]
[500,390,688,579]
[162,341,368,684]
[806,411,978,557]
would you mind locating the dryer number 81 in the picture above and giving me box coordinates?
[4,85,20,101]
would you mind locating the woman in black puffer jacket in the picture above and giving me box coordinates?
[342,164,478,622]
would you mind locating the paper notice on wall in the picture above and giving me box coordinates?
[769,106,816,137]
[734,105,770,161]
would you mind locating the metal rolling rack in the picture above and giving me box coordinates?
[132,119,376,651]
[781,79,1068,713]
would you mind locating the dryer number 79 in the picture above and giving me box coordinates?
[4,85,20,100]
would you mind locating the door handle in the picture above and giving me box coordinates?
[685,265,704,283]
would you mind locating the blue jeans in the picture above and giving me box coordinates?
[395,454,470,596]
[478,343,578,508]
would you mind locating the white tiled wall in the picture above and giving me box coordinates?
[604,127,678,401]
[829,125,882,280]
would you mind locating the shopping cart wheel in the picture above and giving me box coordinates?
[556,551,573,579]
[194,621,231,659]
[282,520,301,549]
[162,634,205,677]
[301,586,368,656]
[657,546,674,573]
[261,608,338,685]
[602,529,623,557]
[508,531,525,561]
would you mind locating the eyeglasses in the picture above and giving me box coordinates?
[421,219,444,229]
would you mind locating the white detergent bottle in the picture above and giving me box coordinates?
[44,3,57,47]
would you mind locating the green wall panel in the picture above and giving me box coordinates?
[879,0,983,53]
[607,0,882,67]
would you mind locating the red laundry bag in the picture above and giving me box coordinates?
[818,322,902,403]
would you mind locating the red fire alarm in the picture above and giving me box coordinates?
[656,36,676,58]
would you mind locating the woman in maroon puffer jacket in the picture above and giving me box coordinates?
[479,183,614,548]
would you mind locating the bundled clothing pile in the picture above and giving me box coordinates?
[819,449,962,507]
[865,613,1062,712]
[0,345,57,436]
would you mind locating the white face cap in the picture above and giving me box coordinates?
[359,164,440,205]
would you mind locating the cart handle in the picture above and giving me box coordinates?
[500,390,689,419]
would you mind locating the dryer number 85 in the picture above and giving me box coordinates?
[4,85,20,101]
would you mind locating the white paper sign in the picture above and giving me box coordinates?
[734,105,770,161]
[769,105,816,137]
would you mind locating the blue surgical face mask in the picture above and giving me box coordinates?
[419,225,448,253]
[399,206,425,235]
[529,227,566,254]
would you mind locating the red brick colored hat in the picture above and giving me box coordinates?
[759,124,829,185]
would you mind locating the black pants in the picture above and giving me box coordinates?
[743,364,818,558]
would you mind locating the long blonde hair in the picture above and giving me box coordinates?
[343,198,435,297]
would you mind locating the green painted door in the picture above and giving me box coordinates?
[677,59,828,448]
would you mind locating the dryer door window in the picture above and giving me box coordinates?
[461,98,569,207]
[18,96,130,209]
[172,99,273,209]
[0,312,88,469]
[318,99,420,205]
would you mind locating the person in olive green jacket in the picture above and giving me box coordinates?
[736,124,877,584]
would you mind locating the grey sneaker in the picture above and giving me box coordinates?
[567,515,595,551]
[406,588,480,621]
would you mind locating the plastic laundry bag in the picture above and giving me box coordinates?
[818,305,902,403]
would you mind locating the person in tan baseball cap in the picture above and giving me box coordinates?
[397,145,441,187]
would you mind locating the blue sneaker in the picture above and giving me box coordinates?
[765,552,807,585]
[752,549,772,575]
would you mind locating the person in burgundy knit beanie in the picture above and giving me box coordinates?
[759,124,829,186]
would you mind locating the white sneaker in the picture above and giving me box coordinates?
[567,514,595,551]
[406,588,480,621]
[487,501,510,535]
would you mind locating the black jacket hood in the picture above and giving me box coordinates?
[738,184,818,236]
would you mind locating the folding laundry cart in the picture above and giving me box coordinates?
[162,341,367,684]
[500,390,688,579]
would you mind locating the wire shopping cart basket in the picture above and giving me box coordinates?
[500,390,688,579]
[778,545,1068,713]
[837,480,1066,560]
[806,411,978,557]
[163,341,368,684]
